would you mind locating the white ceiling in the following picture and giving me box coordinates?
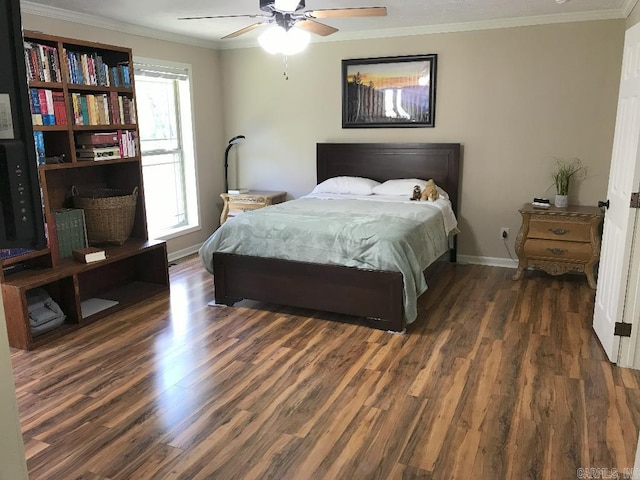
[21,0,638,49]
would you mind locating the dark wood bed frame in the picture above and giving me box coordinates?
[212,142,461,331]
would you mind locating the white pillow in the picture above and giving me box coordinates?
[311,176,380,196]
[372,178,449,199]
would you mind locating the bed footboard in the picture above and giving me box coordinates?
[213,252,405,331]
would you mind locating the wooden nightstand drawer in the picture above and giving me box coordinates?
[524,239,593,262]
[528,219,591,242]
[228,202,265,216]
[229,196,270,205]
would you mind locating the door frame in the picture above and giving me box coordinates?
[618,199,640,367]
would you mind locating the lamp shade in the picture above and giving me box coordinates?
[258,26,310,55]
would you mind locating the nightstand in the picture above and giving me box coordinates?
[513,204,604,288]
[220,190,287,225]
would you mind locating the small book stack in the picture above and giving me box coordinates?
[77,132,120,161]
[76,145,121,161]
[76,131,137,161]
[532,197,551,208]
[72,247,106,263]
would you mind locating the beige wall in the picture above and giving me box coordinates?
[221,20,624,259]
[17,15,625,260]
[21,14,225,256]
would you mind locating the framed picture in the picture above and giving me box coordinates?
[342,54,437,128]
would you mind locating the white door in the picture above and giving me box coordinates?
[593,23,640,363]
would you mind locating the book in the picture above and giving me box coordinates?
[53,208,87,258]
[52,91,67,125]
[532,202,551,209]
[33,131,45,165]
[533,197,550,204]
[29,88,42,125]
[76,132,119,146]
[76,145,121,161]
[73,247,106,263]
[228,189,249,195]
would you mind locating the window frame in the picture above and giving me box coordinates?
[133,57,201,241]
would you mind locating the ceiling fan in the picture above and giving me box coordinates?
[178,0,387,40]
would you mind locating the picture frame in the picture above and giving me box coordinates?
[342,54,437,128]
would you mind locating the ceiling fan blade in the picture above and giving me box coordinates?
[178,13,267,20]
[222,21,270,39]
[307,7,387,19]
[295,19,338,37]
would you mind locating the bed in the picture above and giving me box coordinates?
[200,142,461,331]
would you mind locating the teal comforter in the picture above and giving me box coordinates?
[199,197,452,324]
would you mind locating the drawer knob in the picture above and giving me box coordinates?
[547,247,567,255]
[549,228,568,235]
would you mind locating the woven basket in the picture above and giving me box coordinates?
[72,186,138,245]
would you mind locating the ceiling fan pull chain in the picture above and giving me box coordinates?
[283,55,289,80]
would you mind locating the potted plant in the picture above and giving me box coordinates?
[552,157,584,207]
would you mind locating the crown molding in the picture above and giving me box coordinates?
[20,1,220,50]
[21,0,629,52]
[222,9,627,50]
[623,0,640,17]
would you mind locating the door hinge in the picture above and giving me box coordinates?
[631,192,640,208]
[615,322,632,337]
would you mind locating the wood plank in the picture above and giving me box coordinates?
[9,257,640,479]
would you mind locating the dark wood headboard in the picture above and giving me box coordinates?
[316,142,461,218]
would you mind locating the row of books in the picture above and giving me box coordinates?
[70,92,136,126]
[24,41,62,83]
[0,248,36,261]
[53,208,87,259]
[64,50,131,87]
[76,131,138,160]
[29,88,68,126]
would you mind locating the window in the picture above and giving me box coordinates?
[134,58,199,239]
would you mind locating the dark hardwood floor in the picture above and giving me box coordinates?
[10,256,640,479]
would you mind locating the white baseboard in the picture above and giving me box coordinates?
[457,255,518,269]
[167,244,201,263]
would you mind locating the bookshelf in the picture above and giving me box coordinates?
[0,32,169,350]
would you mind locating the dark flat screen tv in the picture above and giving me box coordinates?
[0,0,46,250]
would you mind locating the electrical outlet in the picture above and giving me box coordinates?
[501,227,509,239]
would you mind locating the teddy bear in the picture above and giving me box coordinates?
[410,185,421,201]
[420,179,440,201]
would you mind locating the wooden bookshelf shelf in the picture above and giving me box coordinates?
[1,31,169,350]
[0,248,51,267]
[33,124,69,132]
[66,84,134,94]
[72,124,137,131]
[39,157,141,170]
[28,80,63,89]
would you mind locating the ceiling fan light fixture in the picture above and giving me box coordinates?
[274,0,303,12]
[258,25,310,55]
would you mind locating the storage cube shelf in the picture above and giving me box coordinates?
[0,32,169,350]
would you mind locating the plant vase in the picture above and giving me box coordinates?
[554,194,569,208]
